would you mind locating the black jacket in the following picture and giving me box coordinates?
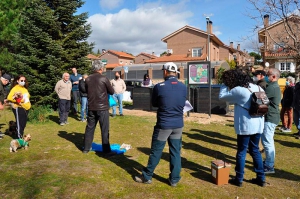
[293,82,300,110]
[281,85,294,107]
[85,73,114,111]
[79,79,87,97]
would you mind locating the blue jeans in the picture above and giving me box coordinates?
[80,97,88,120]
[112,93,123,115]
[261,122,277,168]
[142,126,182,183]
[235,133,265,182]
[293,109,300,130]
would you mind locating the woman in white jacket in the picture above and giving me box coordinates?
[219,69,266,187]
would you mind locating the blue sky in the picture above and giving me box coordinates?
[78,0,261,56]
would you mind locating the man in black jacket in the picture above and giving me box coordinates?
[82,60,115,155]
[280,76,295,133]
[293,80,300,138]
[79,74,88,122]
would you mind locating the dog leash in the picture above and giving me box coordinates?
[15,107,23,139]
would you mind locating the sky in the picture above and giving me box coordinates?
[77,0,262,56]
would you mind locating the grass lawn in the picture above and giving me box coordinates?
[0,108,299,199]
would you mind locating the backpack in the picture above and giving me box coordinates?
[241,86,270,116]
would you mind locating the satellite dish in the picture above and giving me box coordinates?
[265,62,270,67]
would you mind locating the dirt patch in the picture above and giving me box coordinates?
[122,108,234,124]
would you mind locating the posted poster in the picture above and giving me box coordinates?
[188,63,209,84]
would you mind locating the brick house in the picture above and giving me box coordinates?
[135,52,157,64]
[258,14,299,72]
[98,50,135,70]
[147,24,247,66]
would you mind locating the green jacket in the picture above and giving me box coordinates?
[17,139,29,147]
[265,81,281,125]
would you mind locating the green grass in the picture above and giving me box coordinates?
[0,109,300,199]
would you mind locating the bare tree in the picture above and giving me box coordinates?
[247,0,300,70]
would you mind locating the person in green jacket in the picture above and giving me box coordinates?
[262,68,281,174]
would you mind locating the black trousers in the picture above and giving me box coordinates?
[83,110,111,153]
[58,99,70,123]
[12,107,29,139]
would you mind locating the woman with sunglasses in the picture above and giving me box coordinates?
[7,75,31,138]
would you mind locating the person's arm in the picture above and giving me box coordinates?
[7,86,16,103]
[106,78,115,95]
[54,81,60,95]
[219,84,242,104]
[79,80,86,93]
[122,80,126,93]
[0,101,4,110]
[152,85,159,107]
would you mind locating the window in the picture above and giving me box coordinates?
[192,48,202,57]
[286,63,291,70]
[280,62,291,71]
[280,63,285,71]
[274,43,285,52]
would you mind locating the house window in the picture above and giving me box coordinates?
[286,63,291,70]
[274,43,285,52]
[280,63,285,70]
[192,48,202,57]
[120,61,123,64]
[280,62,291,71]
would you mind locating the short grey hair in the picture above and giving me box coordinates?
[269,68,281,79]
[92,60,104,72]
[62,72,69,78]
[287,76,295,84]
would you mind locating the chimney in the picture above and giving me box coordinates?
[206,20,213,33]
[102,49,106,53]
[264,14,269,27]
[152,52,155,55]
[230,42,233,48]
[237,44,240,51]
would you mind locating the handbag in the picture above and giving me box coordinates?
[108,95,117,107]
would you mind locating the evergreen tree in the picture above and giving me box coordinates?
[11,0,93,107]
[45,0,94,72]
[0,0,27,74]
[13,0,64,106]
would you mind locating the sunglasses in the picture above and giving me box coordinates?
[19,80,26,82]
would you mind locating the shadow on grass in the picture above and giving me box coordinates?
[48,115,59,124]
[57,131,84,151]
[183,130,236,150]
[275,139,300,148]
[137,147,212,184]
[95,151,167,185]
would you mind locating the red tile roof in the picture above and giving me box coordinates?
[86,54,99,59]
[265,51,297,57]
[145,53,207,63]
[135,52,157,59]
[102,50,135,59]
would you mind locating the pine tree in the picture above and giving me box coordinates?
[12,0,64,106]
[0,0,27,74]
[11,0,93,107]
[45,0,94,72]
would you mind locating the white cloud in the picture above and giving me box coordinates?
[88,1,193,56]
[99,0,124,10]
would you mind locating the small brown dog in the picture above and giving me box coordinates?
[9,134,31,152]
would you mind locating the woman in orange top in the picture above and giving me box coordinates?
[7,75,31,138]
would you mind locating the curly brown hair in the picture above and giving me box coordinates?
[221,69,252,89]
